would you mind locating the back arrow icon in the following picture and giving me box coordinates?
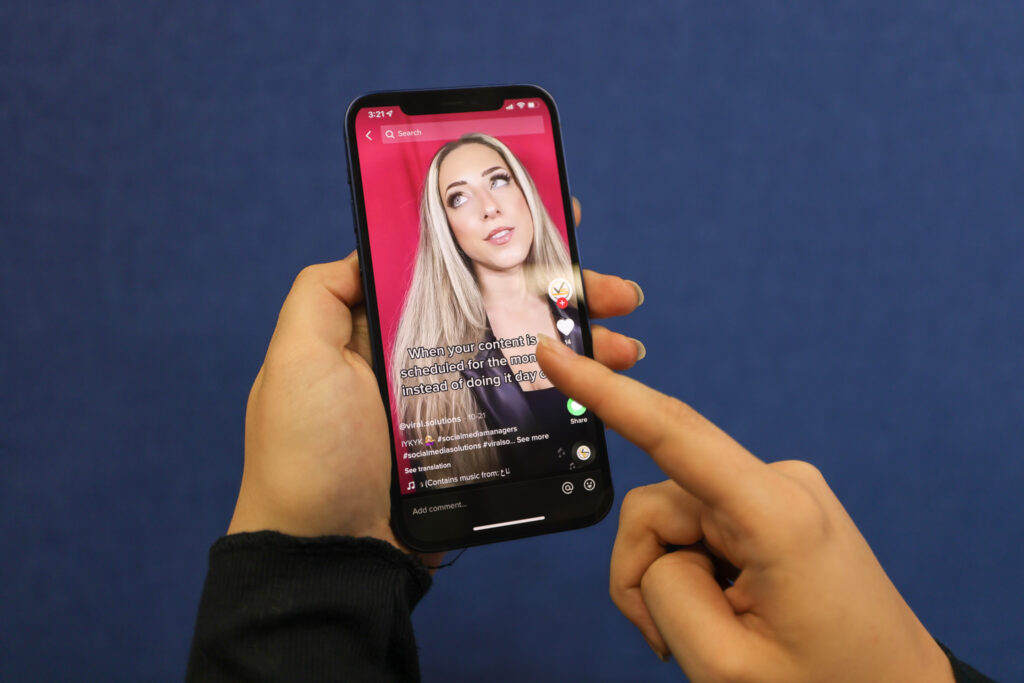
[365,131,373,141]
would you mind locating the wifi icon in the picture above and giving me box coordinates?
[516,102,526,109]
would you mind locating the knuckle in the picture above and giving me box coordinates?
[293,264,321,287]
[768,474,832,545]
[637,559,660,600]
[618,485,655,525]
[645,396,696,453]
[607,579,626,610]
[706,655,753,683]
[662,395,697,424]
[608,558,636,611]
[637,552,675,600]
[772,459,825,485]
[618,486,641,518]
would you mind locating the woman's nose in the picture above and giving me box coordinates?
[481,190,500,218]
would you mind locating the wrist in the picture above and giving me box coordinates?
[910,634,956,683]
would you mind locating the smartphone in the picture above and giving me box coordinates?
[344,85,612,551]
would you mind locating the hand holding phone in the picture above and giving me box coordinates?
[225,247,642,558]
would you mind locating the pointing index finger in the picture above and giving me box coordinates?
[536,336,765,509]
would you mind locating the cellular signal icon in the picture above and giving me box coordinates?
[505,103,514,110]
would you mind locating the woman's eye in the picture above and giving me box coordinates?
[448,193,467,209]
[490,173,510,189]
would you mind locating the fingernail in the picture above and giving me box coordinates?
[537,333,575,357]
[629,337,646,361]
[626,280,644,307]
[644,638,670,662]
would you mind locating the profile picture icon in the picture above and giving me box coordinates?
[548,278,573,309]
[574,443,592,463]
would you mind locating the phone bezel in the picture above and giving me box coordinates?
[345,85,613,552]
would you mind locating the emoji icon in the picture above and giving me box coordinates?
[583,477,596,491]
[556,318,575,336]
[424,435,435,446]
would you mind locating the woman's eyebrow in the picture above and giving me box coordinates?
[445,166,506,193]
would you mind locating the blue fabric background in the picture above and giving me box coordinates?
[2,2,1022,680]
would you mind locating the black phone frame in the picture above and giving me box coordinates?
[344,85,613,552]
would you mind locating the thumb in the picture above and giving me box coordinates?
[272,253,363,352]
[641,548,760,678]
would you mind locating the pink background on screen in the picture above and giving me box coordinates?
[353,101,570,480]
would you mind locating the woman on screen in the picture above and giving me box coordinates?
[392,133,582,481]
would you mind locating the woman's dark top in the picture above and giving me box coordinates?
[460,300,582,435]
[459,300,585,478]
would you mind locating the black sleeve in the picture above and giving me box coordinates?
[937,641,999,683]
[187,531,432,682]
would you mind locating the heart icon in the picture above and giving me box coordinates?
[556,318,575,336]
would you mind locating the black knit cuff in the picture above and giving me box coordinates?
[205,531,432,599]
[187,532,432,682]
[937,640,998,683]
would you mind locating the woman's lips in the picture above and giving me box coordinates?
[485,227,514,245]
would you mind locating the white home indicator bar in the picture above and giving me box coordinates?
[473,516,546,532]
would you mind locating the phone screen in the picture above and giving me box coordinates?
[347,86,611,550]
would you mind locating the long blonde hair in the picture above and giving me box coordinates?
[391,133,571,478]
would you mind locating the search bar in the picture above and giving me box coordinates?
[381,116,545,144]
